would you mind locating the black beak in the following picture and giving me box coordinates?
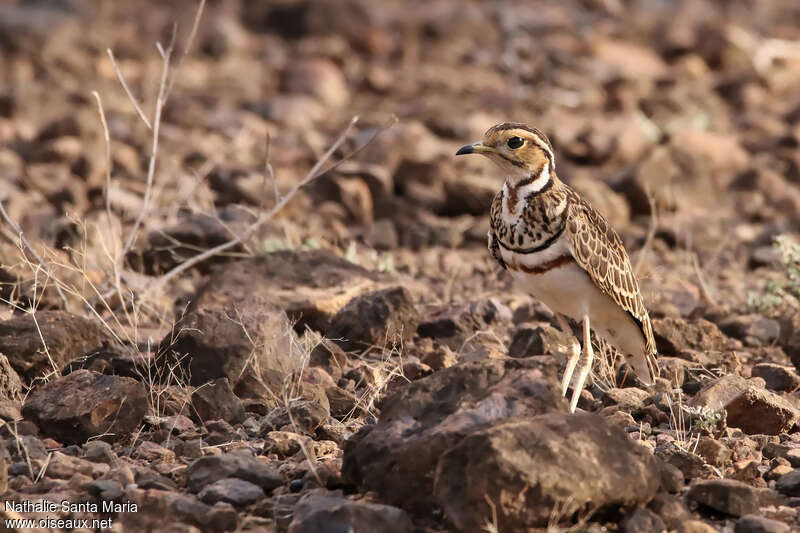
[455,144,474,156]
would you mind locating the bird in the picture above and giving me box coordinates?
[456,122,658,412]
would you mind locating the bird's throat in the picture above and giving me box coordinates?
[506,165,552,199]
[502,167,554,218]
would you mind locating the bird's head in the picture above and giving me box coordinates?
[456,122,555,187]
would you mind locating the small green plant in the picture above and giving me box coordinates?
[372,251,395,273]
[748,235,800,313]
[684,405,722,434]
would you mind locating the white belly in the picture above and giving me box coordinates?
[501,236,646,358]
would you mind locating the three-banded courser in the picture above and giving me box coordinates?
[457,122,658,412]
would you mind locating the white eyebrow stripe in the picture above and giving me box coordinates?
[506,128,555,170]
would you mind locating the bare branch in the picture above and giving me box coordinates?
[691,252,717,306]
[106,49,153,130]
[164,0,206,103]
[0,202,68,308]
[148,115,397,291]
[263,131,278,210]
[119,29,177,261]
[635,187,657,276]
[91,91,113,222]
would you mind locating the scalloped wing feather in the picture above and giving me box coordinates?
[565,189,659,381]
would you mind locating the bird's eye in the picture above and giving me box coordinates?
[507,136,524,149]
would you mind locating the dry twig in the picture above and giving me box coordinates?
[0,202,68,308]
[106,48,153,130]
[119,27,177,260]
[146,115,398,293]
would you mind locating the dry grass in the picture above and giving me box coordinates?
[665,389,697,453]
[0,1,395,427]
[591,335,622,392]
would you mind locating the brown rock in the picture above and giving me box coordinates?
[190,378,245,425]
[507,324,547,358]
[717,315,780,347]
[201,418,240,444]
[735,515,791,533]
[0,355,22,401]
[440,173,498,216]
[730,460,766,487]
[624,146,681,215]
[160,415,196,435]
[22,370,147,444]
[571,175,631,230]
[46,451,109,479]
[602,387,650,412]
[776,469,800,496]
[680,520,721,533]
[695,437,732,467]
[783,313,800,371]
[186,452,283,493]
[689,375,798,435]
[689,374,751,412]
[687,479,772,517]
[658,357,693,387]
[671,129,749,180]
[0,444,9,494]
[135,441,176,463]
[653,317,728,354]
[751,363,800,392]
[116,488,237,532]
[418,342,458,371]
[309,339,348,382]
[131,212,248,275]
[594,38,669,79]
[655,442,715,481]
[650,493,692,529]
[259,94,326,129]
[726,387,799,436]
[342,357,565,512]
[623,507,667,533]
[197,477,265,507]
[0,311,116,382]
[0,398,21,421]
[762,441,791,459]
[313,167,381,224]
[160,250,388,387]
[364,219,399,250]
[283,58,349,109]
[363,121,446,176]
[767,463,793,481]
[326,286,419,352]
[300,367,356,419]
[288,491,413,533]
[263,431,314,458]
[325,385,357,418]
[434,414,661,530]
[659,461,686,494]
[262,397,330,434]
[417,299,511,351]
[604,408,635,429]
[785,448,800,467]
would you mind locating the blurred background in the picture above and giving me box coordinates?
[1,0,800,342]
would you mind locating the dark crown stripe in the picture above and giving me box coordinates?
[486,122,554,153]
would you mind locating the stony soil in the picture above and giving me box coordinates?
[2,1,800,532]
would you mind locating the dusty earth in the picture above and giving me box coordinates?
[2,0,800,531]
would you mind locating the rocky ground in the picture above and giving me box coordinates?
[2,0,800,531]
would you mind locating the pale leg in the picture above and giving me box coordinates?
[555,314,580,397]
[569,314,595,413]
